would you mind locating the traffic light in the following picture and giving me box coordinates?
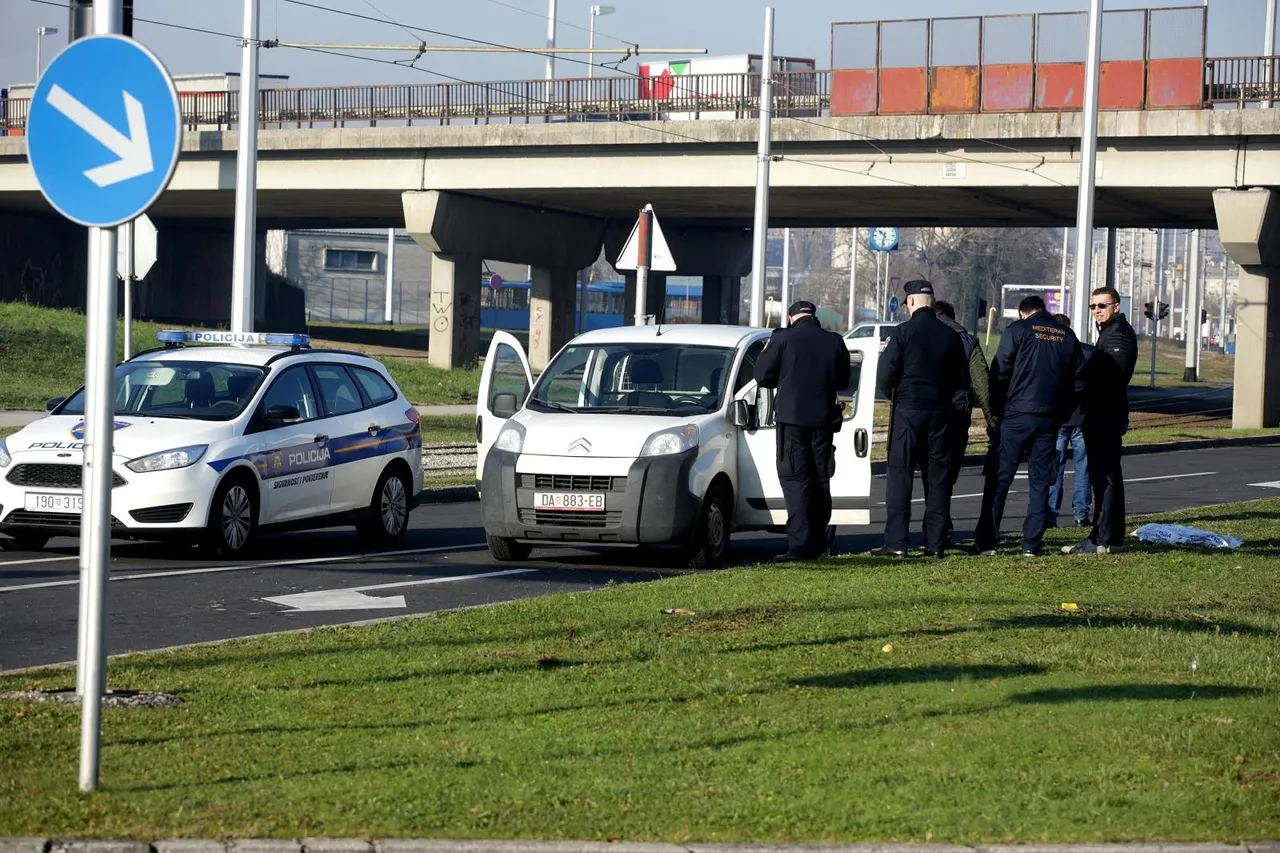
[1143,302,1154,320]
[1201,309,1208,324]
[1159,302,1170,319]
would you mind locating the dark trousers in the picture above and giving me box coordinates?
[920,410,971,539]
[776,422,836,557]
[884,408,952,553]
[976,412,1059,553]
[1083,416,1127,547]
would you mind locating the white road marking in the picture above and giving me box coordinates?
[0,555,77,567]
[0,543,487,595]
[263,568,538,612]
[880,472,1217,506]
[1250,481,1280,489]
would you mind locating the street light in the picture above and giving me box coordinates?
[588,5,616,80]
[35,26,59,81]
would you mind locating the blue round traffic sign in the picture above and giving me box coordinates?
[27,35,181,228]
[889,296,900,315]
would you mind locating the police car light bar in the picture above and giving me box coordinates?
[158,331,311,348]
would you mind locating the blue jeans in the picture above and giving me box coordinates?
[1050,425,1091,524]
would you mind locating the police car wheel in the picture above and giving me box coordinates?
[487,534,532,562]
[204,475,257,556]
[4,533,50,552]
[683,485,730,570]
[359,466,411,544]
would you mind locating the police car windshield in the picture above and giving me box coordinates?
[529,343,735,415]
[59,361,266,422]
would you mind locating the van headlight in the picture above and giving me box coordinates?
[494,422,526,454]
[0,439,10,468]
[640,424,698,457]
[126,444,208,473]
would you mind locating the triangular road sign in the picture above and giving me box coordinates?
[615,206,677,272]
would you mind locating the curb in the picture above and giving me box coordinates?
[418,485,478,504]
[3,841,1278,853]
[869,434,1280,476]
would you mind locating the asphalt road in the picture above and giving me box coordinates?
[1,443,1277,673]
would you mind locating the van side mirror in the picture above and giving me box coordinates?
[731,399,751,428]
[492,392,519,419]
[46,397,65,413]
[265,404,302,426]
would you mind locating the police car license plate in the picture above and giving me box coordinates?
[25,493,83,514]
[534,491,605,512]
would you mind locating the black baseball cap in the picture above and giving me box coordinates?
[903,279,935,296]
[787,300,816,316]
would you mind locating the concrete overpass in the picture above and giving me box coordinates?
[1,108,1279,426]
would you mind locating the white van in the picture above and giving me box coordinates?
[474,325,879,568]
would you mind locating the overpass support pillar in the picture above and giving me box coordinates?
[529,265,577,371]
[701,275,742,324]
[623,272,668,324]
[1212,188,1280,428]
[428,253,482,370]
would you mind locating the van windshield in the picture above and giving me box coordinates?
[58,361,266,422]
[528,344,736,415]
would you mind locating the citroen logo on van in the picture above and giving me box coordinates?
[568,437,592,455]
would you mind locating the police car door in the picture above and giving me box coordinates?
[252,364,334,524]
[476,331,534,484]
[734,337,877,528]
[307,363,375,514]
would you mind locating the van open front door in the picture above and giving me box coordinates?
[475,331,534,488]
[734,341,877,529]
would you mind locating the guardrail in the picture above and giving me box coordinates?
[3,61,1280,136]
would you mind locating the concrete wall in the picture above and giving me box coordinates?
[0,213,87,310]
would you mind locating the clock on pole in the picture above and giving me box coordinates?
[868,227,900,252]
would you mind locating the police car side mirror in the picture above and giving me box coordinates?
[731,399,751,428]
[492,393,519,420]
[46,397,65,412]
[265,404,302,426]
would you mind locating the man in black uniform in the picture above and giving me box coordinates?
[974,295,1085,556]
[1064,286,1139,555]
[755,300,851,562]
[874,280,969,558]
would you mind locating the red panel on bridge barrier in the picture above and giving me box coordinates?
[1148,58,1205,109]
[982,64,1034,112]
[6,129,23,136]
[880,67,927,114]
[930,66,980,113]
[1036,63,1085,110]
[831,69,878,115]
[1099,60,1146,109]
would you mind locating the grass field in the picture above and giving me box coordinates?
[2,500,1277,842]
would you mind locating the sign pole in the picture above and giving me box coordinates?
[1071,0,1104,333]
[121,219,134,359]
[78,0,125,793]
[1149,228,1164,389]
[230,0,261,333]
[780,227,791,327]
[384,227,395,324]
[634,207,652,326]
[748,6,775,328]
[847,227,857,331]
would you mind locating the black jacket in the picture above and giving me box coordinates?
[876,307,970,412]
[1082,313,1138,417]
[755,315,851,427]
[1062,343,1096,428]
[990,310,1085,421]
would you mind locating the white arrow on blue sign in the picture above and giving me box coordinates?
[27,34,181,229]
[889,296,900,315]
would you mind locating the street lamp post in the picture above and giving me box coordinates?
[588,5,616,80]
[35,26,59,81]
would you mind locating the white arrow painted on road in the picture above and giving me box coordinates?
[263,568,538,613]
[46,84,154,187]
[1250,481,1280,489]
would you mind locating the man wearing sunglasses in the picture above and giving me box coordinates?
[1064,286,1138,555]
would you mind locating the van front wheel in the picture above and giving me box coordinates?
[487,534,532,562]
[683,485,730,569]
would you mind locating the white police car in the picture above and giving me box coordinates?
[475,327,879,568]
[0,331,423,555]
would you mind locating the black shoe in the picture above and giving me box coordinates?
[924,550,945,559]
[772,552,803,564]
[964,544,998,557]
[1022,549,1041,557]
[868,546,907,558]
[1045,519,1058,529]
[1076,518,1092,527]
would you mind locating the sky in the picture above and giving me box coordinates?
[1,0,1275,93]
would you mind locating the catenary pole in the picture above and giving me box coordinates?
[230,0,261,333]
[747,7,775,328]
[1071,0,1104,332]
